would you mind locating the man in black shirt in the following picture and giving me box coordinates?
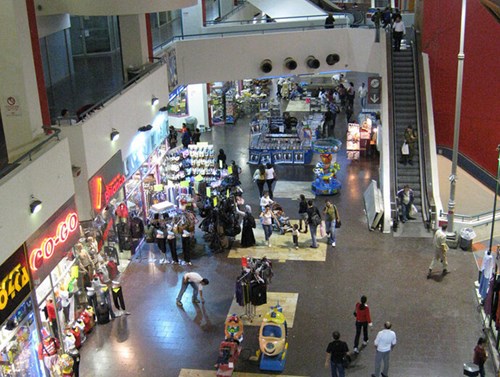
[325,331,349,377]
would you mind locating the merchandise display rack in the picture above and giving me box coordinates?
[162,144,217,184]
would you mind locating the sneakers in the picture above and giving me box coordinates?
[187,262,193,266]
[267,242,272,247]
[442,269,448,276]
[192,298,200,303]
[362,340,368,346]
[295,246,299,250]
[427,270,432,279]
[331,242,336,247]
[353,347,359,354]
[176,300,183,307]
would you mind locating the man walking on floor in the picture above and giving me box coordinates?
[427,224,449,279]
[176,272,209,307]
[372,321,396,377]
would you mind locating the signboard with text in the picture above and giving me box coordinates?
[26,198,80,283]
[0,245,31,324]
[88,151,125,213]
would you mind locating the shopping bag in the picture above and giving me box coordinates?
[319,221,327,238]
[409,204,418,217]
[401,142,410,155]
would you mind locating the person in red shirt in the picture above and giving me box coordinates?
[353,295,373,353]
[473,337,488,377]
[46,299,58,339]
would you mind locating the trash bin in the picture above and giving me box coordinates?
[459,228,476,251]
[463,362,480,376]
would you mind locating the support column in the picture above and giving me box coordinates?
[0,0,49,161]
[119,14,151,81]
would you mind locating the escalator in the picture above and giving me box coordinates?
[389,29,434,234]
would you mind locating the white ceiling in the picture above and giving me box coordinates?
[247,0,326,20]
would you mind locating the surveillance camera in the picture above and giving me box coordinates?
[72,165,82,177]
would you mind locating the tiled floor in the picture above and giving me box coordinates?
[79,74,495,377]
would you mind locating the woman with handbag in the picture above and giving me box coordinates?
[324,200,341,247]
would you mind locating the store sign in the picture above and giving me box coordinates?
[0,245,30,324]
[88,151,125,212]
[26,199,80,282]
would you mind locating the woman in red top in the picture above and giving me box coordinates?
[353,295,372,353]
[473,337,487,377]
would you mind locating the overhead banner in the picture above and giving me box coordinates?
[26,198,80,283]
[0,245,30,324]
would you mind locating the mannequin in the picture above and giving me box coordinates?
[58,288,72,324]
[480,250,494,302]
[181,230,192,265]
[75,243,94,278]
[167,228,179,264]
[111,281,130,315]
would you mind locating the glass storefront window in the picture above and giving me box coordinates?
[168,87,188,117]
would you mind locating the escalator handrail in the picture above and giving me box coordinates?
[413,27,437,228]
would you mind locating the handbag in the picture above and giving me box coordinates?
[342,354,351,368]
[319,222,327,238]
[335,220,341,228]
[409,204,418,217]
[310,213,322,226]
[401,141,410,155]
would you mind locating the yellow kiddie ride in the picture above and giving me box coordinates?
[258,303,288,372]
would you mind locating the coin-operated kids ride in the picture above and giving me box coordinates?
[257,303,288,372]
[215,314,244,377]
[311,138,342,196]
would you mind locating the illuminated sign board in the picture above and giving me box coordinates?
[88,151,125,212]
[0,245,31,324]
[26,198,80,282]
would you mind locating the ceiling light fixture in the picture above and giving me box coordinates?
[30,195,42,214]
[138,124,153,132]
[159,106,169,112]
[151,96,159,106]
[110,128,120,141]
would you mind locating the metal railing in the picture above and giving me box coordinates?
[439,208,500,225]
[0,127,61,179]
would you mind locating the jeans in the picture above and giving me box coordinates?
[400,202,411,221]
[266,179,275,199]
[309,224,318,247]
[374,350,391,377]
[354,321,368,348]
[361,96,367,108]
[177,281,199,302]
[256,180,265,198]
[262,224,273,241]
[330,360,345,377]
[325,220,336,244]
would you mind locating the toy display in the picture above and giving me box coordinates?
[258,303,288,372]
[215,314,244,377]
[311,138,342,195]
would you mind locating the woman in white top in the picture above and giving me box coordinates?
[264,163,276,199]
[260,191,274,211]
[259,205,274,247]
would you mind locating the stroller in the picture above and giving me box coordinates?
[271,203,293,234]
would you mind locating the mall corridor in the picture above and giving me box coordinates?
[79,120,493,377]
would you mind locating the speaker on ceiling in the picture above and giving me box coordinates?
[260,59,273,73]
[326,54,340,65]
[284,57,297,70]
[306,55,320,69]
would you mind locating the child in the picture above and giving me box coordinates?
[292,224,299,249]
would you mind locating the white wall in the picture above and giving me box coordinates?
[187,84,209,128]
[37,14,70,38]
[36,0,197,16]
[0,139,75,263]
[181,1,203,35]
[175,29,383,84]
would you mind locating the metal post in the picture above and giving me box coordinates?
[446,0,467,239]
[488,145,500,252]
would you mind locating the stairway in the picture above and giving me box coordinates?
[392,47,423,215]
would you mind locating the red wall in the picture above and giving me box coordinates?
[422,0,500,176]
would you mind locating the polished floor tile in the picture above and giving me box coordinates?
[179,370,307,377]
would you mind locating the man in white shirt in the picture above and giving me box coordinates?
[358,82,368,108]
[176,272,209,307]
[392,14,406,51]
[372,321,396,377]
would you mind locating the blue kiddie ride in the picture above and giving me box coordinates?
[258,303,288,372]
[311,138,342,196]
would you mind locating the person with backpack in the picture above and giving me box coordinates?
[306,200,321,248]
[325,331,349,377]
